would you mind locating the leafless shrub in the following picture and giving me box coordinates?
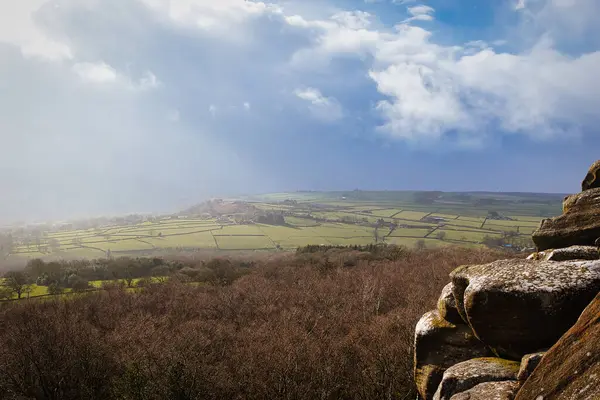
[0,246,513,399]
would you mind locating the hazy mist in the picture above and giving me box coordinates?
[2,0,600,223]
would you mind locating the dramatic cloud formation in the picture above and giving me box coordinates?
[287,0,600,144]
[0,0,598,221]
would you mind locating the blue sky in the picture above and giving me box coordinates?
[1,0,599,222]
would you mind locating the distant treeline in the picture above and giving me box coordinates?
[297,243,409,260]
[1,256,254,300]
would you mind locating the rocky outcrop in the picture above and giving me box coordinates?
[533,188,600,251]
[414,310,492,399]
[451,259,600,359]
[433,358,519,400]
[437,283,463,325]
[516,352,544,382]
[449,381,519,400]
[581,159,600,191]
[515,293,600,400]
[527,245,599,261]
[413,160,600,400]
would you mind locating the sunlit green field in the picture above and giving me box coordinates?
[6,191,560,262]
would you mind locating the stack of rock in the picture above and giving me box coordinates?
[414,160,600,400]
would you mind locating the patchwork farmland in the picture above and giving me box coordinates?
[4,190,563,262]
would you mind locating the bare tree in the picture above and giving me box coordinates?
[3,271,32,299]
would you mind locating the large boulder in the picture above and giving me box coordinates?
[414,310,492,400]
[527,245,599,262]
[450,259,600,359]
[581,159,600,191]
[515,293,600,400]
[433,358,519,400]
[533,188,600,251]
[437,283,464,325]
[449,381,520,400]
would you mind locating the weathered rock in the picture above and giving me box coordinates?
[517,352,545,381]
[437,283,464,325]
[449,381,520,400]
[534,188,600,251]
[562,186,600,212]
[450,259,600,359]
[526,246,599,262]
[433,358,519,400]
[515,293,600,400]
[414,310,492,400]
[581,159,600,191]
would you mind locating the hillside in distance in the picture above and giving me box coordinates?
[1,190,564,265]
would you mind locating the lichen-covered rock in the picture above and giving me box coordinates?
[450,259,600,359]
[515,293,600,400]
[527,246,599,262]
[414,310,492,400]
[562,187,600,212]
[449,381,520,400]
[517,352,545,381]
[534,188,600,251]
[433,358,519,400]
[437,283,464,325]
[581,159,600,191]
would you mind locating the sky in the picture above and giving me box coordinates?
[1,0,599,222]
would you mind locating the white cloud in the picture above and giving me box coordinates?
[1,0,599,162]
[515,0,527,10]
[330,11,372,30]
[0,0,72,60]
[288,0,600,144]
[370,62,471,142]
[72,62,160,90]
[370,29,600,142]
[295,87,343,122]
[137,0,282,37]
[288,11,380,67]
[403,4,435,22]
[407,5,434,16]
[73,62,118,83]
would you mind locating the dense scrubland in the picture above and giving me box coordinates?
[0,245,517,400]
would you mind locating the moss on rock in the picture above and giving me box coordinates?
[414,310,492,400]
[433,357,519,400]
